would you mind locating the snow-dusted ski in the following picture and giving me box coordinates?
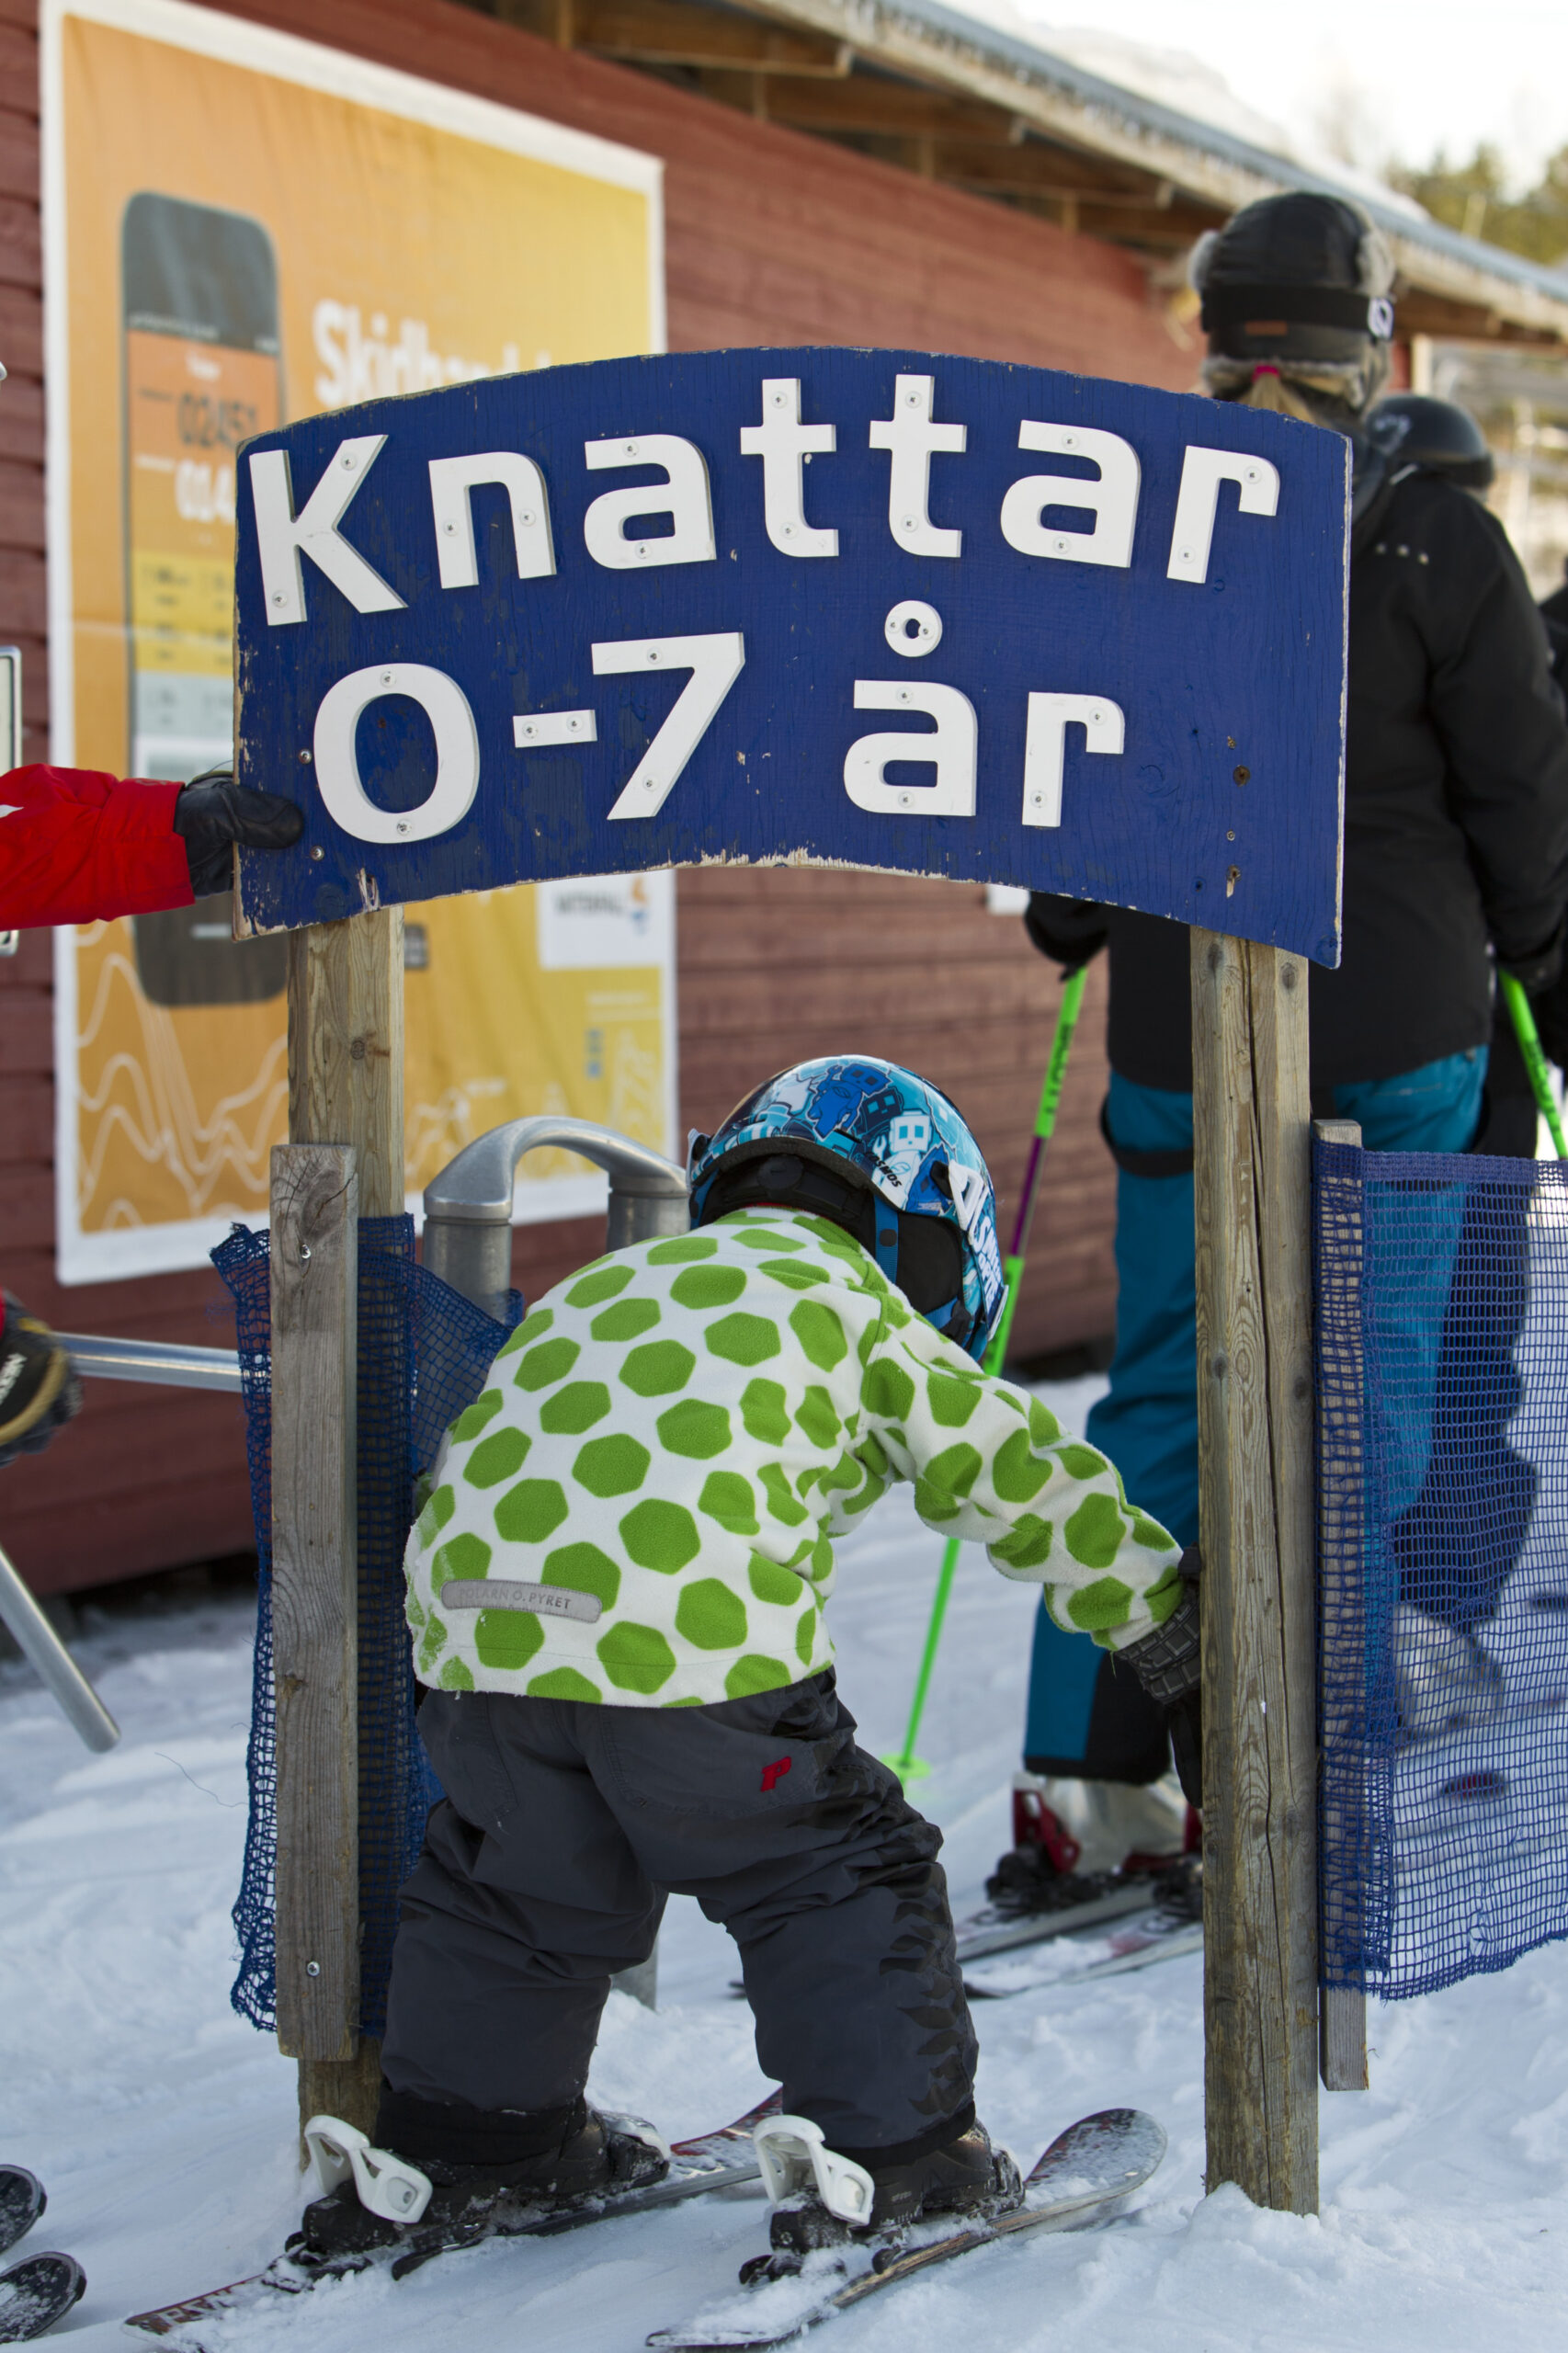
[646,2108,1166,2351]
[964,1908,1205,1997]
[123,2094,781,2348]
[0,2165,46,2258]
[0,2249,86,2340]
[953,1878,1162,1963]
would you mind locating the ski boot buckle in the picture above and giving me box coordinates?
[753,2116,874,2227]
[303,2114,433,2225]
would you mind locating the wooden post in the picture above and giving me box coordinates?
[1191,929,1319,2213]
[271,1143,359,2067]
[1312,1118,1369,2093]
[288,911,405,1217]
[279,907,404,2143]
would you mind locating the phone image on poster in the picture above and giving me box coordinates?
[121,191,286,1006]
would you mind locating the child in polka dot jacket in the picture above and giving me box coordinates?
[300,1059,1201,2270]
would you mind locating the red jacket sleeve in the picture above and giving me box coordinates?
[0,765,192,927]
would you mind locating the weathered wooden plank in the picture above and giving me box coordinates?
[270,1142,359,2065]
[1191,929,1318,2213]
[284,910,403,2137]
[1312,1117,1369,2094]
[287,910,404,1217]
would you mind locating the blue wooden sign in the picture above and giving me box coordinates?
[233,347,1348,961]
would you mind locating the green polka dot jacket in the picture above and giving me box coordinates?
[403,1208,1184,1708]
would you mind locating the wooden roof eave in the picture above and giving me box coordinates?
[727,0,1568,345]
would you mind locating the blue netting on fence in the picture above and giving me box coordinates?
[1316,1138,1568,1998]
[212,1216,521,2038]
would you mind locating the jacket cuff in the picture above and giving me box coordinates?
[100,778,193,913]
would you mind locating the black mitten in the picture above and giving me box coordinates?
[173,767,305,895]
[1117,1546,1203,1809]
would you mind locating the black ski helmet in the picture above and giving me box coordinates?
[1190,190,1395,369]
[1366,392,1494,490]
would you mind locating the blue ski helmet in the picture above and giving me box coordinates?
[688,1057,1006,1363]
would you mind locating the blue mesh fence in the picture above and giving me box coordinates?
[212,1215,521,2038]
[1316,1138,1568,1998]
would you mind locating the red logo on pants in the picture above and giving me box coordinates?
[760,1756,792,1793]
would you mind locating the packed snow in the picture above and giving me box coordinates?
[4,1372,1568,2350]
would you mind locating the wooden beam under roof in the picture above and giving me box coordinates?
[694,66,1018,141]
[930,139,1174,203]
[494,0,850,73]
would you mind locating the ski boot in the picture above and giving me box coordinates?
[1124,1806,1204,1923]
[1392,1604,1504,1739]
[290,2098,669,2271]
[983,1777,1121,1917]
[987,1776,1200,1919]
[741,2113,1023,2282]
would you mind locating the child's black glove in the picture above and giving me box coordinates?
[1118,1545,1202,1809]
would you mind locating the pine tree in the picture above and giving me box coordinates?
[1393,144,1568,267]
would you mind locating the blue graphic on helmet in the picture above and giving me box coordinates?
[688,1056,1006,1362]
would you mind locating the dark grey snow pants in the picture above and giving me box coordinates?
[381,1671,978,2157]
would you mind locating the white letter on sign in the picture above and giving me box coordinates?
[313,663,480,845]
[1166,447,1279,583]
[1022,694,1124,828]
[250,437,405,627]
[740,379,837,557]
[583,436,716,570]
[1001,423,1140,568]
[869,376,965,559]
[428,452,555,587]
[844,682,977,816]
[592,632,745,819]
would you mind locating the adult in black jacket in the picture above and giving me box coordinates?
[993,194,1568,1911]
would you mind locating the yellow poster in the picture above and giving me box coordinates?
[43,0,672,1281]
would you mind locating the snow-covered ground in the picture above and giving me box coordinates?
[5,1372,1568,2350]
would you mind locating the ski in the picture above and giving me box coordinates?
[964,1909,1204,1999]
[0,2170,44,2261]
[0,2251,86,2343]
[124,2093,782,2349]
[647,2108,1166,2350]
[730,1888,1198,2004]
[955,1877,1159,1962]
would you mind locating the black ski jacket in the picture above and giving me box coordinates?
[1028,465,1568,1096]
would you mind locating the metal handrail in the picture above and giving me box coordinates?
[59,1333,243,1393]
[423,1116,688,1322]
[0,1538,119,1751]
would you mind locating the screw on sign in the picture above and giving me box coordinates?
[232,347,1347,968]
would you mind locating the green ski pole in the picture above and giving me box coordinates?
[1500,972,1567,1159]
[883,966,1089,1782]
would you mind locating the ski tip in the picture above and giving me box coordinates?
[0,2167,46,2261]
[0,2250,86,2342]
[1031,2108,1168,2198]
[124,2263,291,2340]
